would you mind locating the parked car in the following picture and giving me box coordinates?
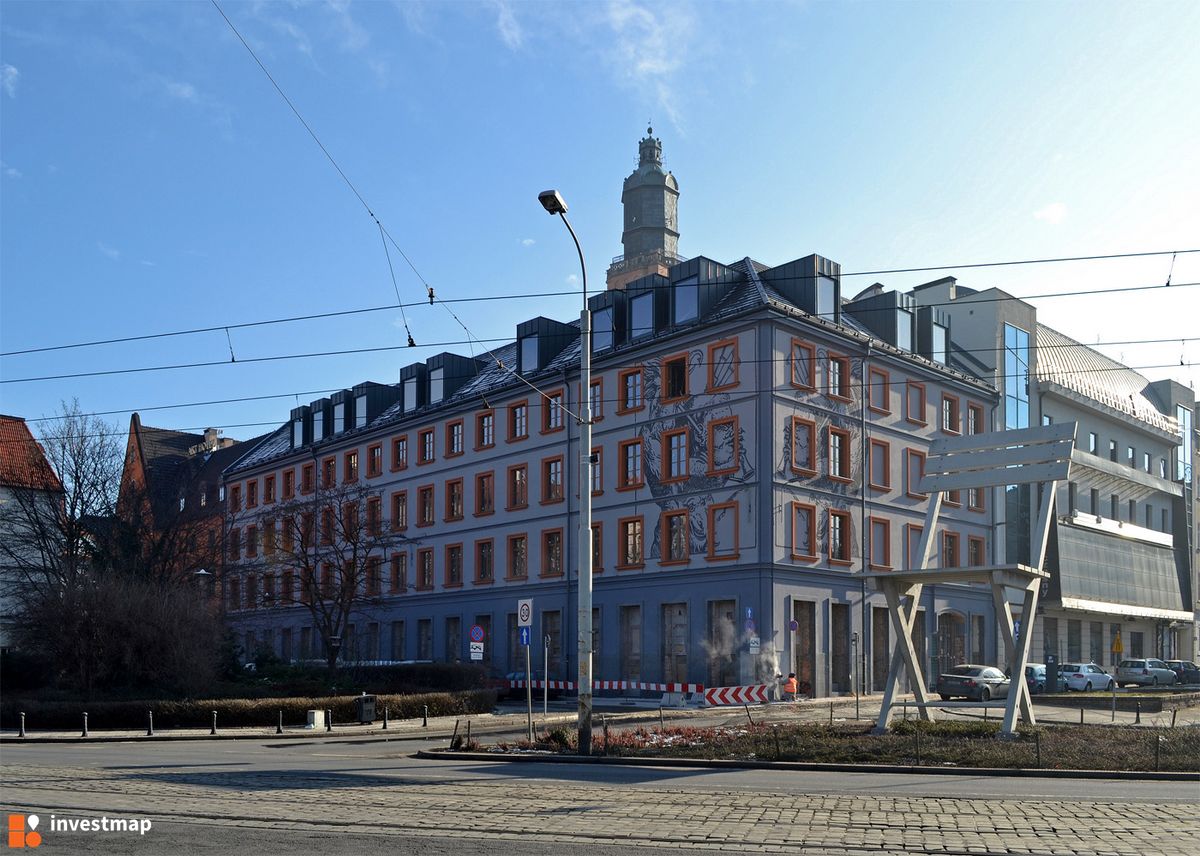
[1058,662,1114,692]
[1023,663,1047,694]
[1116,658,1178,687]
[1164,660,1200,685]
[936,664,1010,701]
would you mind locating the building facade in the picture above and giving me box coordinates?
[911,279,1198,664]
[222,133,1003,696]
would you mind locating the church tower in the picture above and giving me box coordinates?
[606,126,680,290]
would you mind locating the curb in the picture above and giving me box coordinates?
[416,748,1200,782]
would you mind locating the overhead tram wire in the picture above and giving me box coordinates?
[6,347,1198,432]
[4,273,1198,359]
[3,331,1198,386]
[3,358,1197,448]
[211,0,580,420]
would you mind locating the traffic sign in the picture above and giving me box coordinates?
[518,598,533,628]
[469,642,484,661]
[519,626,532,647]
[748,635,761,652]
[469,624,485,643]
[788,619,799,632]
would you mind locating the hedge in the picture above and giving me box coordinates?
[1,689,497,731]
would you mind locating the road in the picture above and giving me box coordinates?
[3,734,1197,855]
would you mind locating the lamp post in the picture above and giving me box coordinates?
[538,188,593,755]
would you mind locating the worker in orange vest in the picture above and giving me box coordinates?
[782,673,799,701]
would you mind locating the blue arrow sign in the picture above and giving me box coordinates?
[519,626,531,647]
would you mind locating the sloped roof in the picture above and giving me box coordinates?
[1036,324,1177,435]
[228,260,994,474]
[0,414,63,492]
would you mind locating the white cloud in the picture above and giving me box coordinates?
[603,1,694,129]
[2,64,18,98]
[521,238,536,247]
[565,273,579,285]
[97,241,121,262]
[140,260,156,267]
[493,1,523,50]
[1,160,22,178]
[1033,202,1068,224]
[163,80,198,102]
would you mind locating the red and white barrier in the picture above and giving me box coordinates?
[593,680,704,693]
[509,679,704,693]
[508,679,576,690]
[703,685,770,706]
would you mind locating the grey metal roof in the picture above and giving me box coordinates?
[1036,324,1176,435]
[228,261,995,474]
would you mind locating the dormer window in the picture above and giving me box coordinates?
[292,420,304,448]
[592,307,613,352]
[673,276,698,325]
[333,402,346,434]
[630,292,653,339]
[403,377,417,413]
[355,395,368,428]
[816,276,837,321]
[931,322,948,364]
[429,368,445,404]
[897,309,913,351]
[313,409,325,439]
[520,336,539,375]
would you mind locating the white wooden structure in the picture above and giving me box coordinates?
[860,422,1076,737]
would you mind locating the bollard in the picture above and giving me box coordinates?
[902,701,908,722]
[325,709,332,732]
[276,710,283,735]
[450,719,460,750]
[423,704,429,728]
[1080,708,1085,725]
[983,704,988,721]
[82,712,89,738]
[1135,701,1141,724]
[383,706,389,730]
[211,711,217,736]
[19,712,26,739]
[465,719,472,749]
[147,710,154,737]
[914,727,921,766]
[603,716,610,756]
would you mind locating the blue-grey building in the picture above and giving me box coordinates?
[222,132,1000,697]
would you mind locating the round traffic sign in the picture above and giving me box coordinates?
[469,624,485,643]
[519,601,531,625]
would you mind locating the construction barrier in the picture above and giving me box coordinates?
[507,679,705,693]
[703,684,771,706]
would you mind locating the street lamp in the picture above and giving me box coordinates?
[538,188,594,755]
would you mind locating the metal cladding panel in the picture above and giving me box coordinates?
[1051,521,1185,613]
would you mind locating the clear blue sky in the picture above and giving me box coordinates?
[2,0,1198,441]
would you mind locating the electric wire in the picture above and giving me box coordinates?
[4,266,1195,360]
[5,358,1197,446]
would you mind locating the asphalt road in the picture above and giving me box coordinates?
[4,735,1198,855]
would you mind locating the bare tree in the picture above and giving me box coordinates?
[236,477,413,677]
[2,403,223,696]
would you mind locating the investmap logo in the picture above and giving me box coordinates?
[6,815,41,849]
[7,813,153,847]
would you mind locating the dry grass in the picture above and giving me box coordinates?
[495,720,1199,772]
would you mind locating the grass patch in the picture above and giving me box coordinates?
[494,720,1198,772]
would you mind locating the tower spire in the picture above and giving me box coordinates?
[606,127,680,290]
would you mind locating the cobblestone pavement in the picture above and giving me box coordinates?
[5,761,1198,855]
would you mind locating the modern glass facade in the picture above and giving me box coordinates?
[1004,324,1031,563]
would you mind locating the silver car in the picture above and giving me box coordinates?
[1116,658,1177,687]
[1059,662,1114,692]
[935,664,1010,701]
